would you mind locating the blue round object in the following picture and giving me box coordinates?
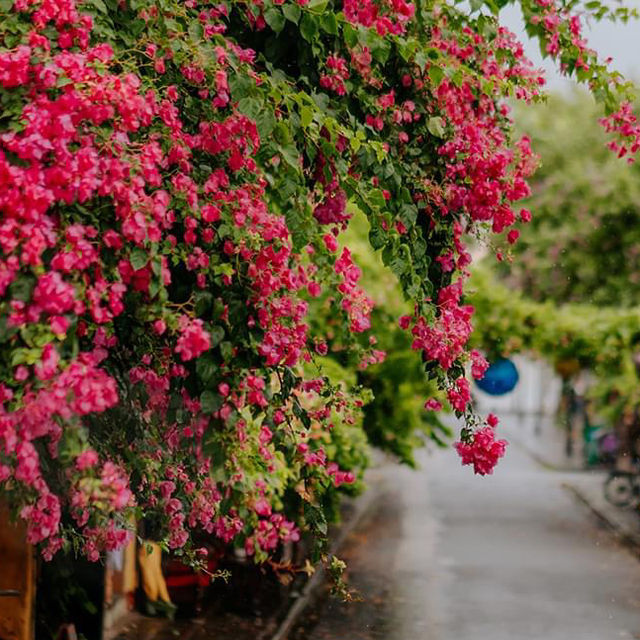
[475,358,519,396]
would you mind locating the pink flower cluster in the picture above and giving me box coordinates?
[455,424,508,475]
[447,377,471,413]
[409,281,474,373]
[470,350,489,380]
[313,184,349,226]
[0,0,342,561]
[389,18,545,425]
[319,55,350,95]
[245,513,300,556]
[601,101,640,161]
[175,318,211,361]
[527,0,592,68]
[312,152,351,228]
[334,247,373,333]
[343,0,415,36]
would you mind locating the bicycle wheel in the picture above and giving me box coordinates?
[604,473,636,508]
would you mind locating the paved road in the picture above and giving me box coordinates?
[295,441,640,640]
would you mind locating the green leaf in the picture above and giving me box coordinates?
[229,73,254,101]
[343,23,358,47]
[280,144,301,170]
[406,274,423,299]
[220,341,233,361]
[311,92,330,111]
[300,14,319,42]
[390,252,409,277]
[413,237,427,259]
[371,39,391,64]
[450,69,464,87]
[368,189,386,209]
[283,3,301,23]
[264,8,286,34]
[85,0,107,13]
[188,20,204,41]
[0,315,16,343]
[273,121,292,144]
[11,347,41,367]
[164,18,183,34]
[148,279,161,299]
[304,503,327,534]
[399,187,413,204]
[130,248,149,271]
[307,0,328,9]
[397,37,417,62]
[415,51,428,71]
[146,256,160,276]
[277,177,298,201]
[32,331,55,348]
[399,203,418,227]
[300,105,314,128]
[256,109,276,139]
[209,325,225,348]
[200,390,223,414]
[427,116,445,137]
[369,225,387,250]
[237,96,264,120]
[428,66,444,87]
[381,244,392,266]
[9,274,36,303]
[196,354,218,384]
[285,203,312,252]
[319,12,338,35]
[194,291,213,317]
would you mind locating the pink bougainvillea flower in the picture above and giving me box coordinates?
[455,427,508,476]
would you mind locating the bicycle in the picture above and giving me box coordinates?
[558,378,618,467]
[603,470,640,508]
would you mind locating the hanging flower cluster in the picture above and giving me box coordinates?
[455,416,508,476]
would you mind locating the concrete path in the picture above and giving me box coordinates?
[295,440,640,640]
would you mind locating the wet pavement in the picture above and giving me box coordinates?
[293,440,640,640]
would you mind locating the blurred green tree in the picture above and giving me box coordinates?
[497,94,640,307]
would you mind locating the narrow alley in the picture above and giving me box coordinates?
[295,439,640,640]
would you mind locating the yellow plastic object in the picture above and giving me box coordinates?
[123,535,137,599]
[137,541,172,604]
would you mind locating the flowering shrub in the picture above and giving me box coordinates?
[0,0,637,570]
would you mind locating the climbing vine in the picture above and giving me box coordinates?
[0,0,638,570]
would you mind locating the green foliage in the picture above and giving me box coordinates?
[498,94,640,307]
[342,208,451,466]
[469,266,640,423]
[360,347,452,466]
